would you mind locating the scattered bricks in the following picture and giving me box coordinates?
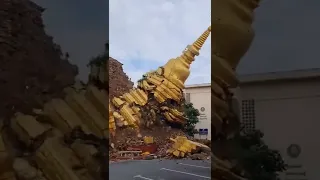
[85,85,108,120]
[35,137,95,180]
[64,88,107,138]
[143,136,154,144]
[167,136,211,158]
[70,140,102,180]
[10,112,52,148]
[113,111,125,127]
[128,144,158,154]
[118,105,140,129]
[43,99,91,135]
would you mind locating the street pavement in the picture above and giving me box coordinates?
[109,159,211,180]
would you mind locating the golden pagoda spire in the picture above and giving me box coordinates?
[180,26,211,65]
[161,26,211,89]
[192,25,211,54]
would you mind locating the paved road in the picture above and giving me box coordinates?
[109,159,211,180]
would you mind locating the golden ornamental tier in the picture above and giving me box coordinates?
[109,26,211,137]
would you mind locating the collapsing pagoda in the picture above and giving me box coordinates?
[108,26,211,137]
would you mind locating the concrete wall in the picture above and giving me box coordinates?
[184,85,211,140]
[236,78,320,180]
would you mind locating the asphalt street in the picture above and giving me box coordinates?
[109,159,211,180]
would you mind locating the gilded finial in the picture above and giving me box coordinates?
[160,26,211,89]
[179,26,211,65]
[192,26,211,53]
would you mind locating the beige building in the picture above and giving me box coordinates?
[184,83,211,140]
[185,69,320,179]
[236,69,320,180]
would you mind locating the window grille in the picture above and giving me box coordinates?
[241,99,256,132]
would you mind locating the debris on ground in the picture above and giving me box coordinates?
[108,126,211,161]
[109,134,211,161]
[143,136,154,144]
[167,136,211,158]
[0,1,210,179]
[108,58,211,161]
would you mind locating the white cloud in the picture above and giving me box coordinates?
[109,0,211,85]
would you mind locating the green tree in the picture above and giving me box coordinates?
[220,129,286,180]
[183,102,200,136]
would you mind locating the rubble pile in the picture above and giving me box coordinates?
[109,127,184,160]
[0,1,109,179]
[108,57,211,161]
[0,0,211,179]
[108,57,134,99]
[109,130,211,161]
[0,0,78,120]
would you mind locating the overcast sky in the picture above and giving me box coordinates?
[238,0,320,74]
[34,0,320,85]
[109,0,211,85]
[32,0,109,81]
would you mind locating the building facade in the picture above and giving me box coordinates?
[184,83,211,140]
[235,69,320,180]
[185,69,320,179]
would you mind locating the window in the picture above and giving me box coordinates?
[241,99,256,133]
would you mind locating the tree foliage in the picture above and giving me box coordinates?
[182,102,200,136]
[226,130,286,180]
